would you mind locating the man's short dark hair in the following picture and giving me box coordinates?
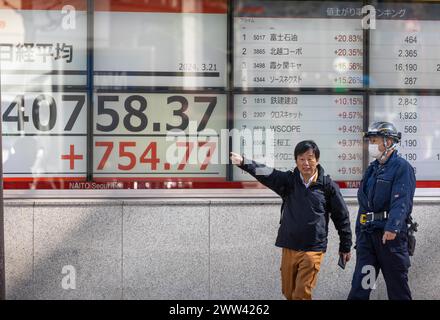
[294,140,320,160]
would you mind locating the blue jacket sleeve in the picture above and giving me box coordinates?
[384,162,416,233]
[355,197,370,239]
[355,172,370,239]
[237,157,291,197]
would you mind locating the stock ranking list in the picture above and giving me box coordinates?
[233,94,363,185]
[370,95,440,181]
[234,1,364,88]
[370,3,440,89]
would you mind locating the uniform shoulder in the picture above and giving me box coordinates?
[393,154,416,176]
[395,153,413,169]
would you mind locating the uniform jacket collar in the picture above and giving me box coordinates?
[372,149,398,168]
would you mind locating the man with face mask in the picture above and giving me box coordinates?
[348,121,416,300]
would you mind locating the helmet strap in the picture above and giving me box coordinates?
[379,136,397,163]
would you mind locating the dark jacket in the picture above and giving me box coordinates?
[238,159,352,253]
[356,150,416,237]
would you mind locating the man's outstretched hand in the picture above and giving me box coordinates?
[230,152,243,165]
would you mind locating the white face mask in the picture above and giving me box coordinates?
[368,143,384,160]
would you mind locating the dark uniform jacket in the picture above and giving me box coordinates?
[238,159,352,253]
[356,150,416,237]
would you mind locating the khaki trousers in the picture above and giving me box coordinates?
[280,248,325,300]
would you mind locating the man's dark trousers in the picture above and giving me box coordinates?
[348,229,411,300]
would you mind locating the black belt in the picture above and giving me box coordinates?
[360,211,388,225]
